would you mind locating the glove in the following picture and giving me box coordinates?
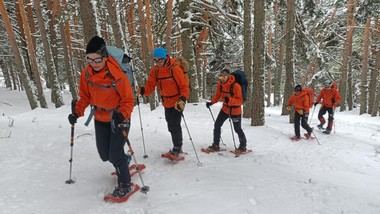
[118,119,131,131]
[175,97,186,112]
[287,106,291,111]
[224,97,230,103]
[314,102,318,107]
[139,87,145,96]
[206,102,213,108]
[297,109,304,115]
[68,113,78,125]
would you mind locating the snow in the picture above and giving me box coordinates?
[1,87,380,214]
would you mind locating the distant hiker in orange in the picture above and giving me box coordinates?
[67,36,135,199]
[138,47,189,160]
[315,80,341,134]
[287,84,313,140]
[205,69,247,153]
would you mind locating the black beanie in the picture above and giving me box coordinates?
[86,36,107,56]
[294,84,302,91]
[220,68,230,75]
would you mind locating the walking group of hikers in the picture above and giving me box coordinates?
[66,36,341,202]
[287,81,341,140]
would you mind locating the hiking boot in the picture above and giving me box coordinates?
[170,147,182,156]
[290,136,301,141]
[304,128,313,139]
[207,144,220,152]
[317,124,324,130]
[323,129,331,135]
[236,145,247,153]
[112,183,131,198]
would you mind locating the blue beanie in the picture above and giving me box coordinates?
[153,47,167,59]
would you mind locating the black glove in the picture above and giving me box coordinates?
[314,102,318,107]
[224,97,229,103]
[68,113,78,125]
[113,111,125,124]
[118,119,131,131]
[206,102,213,108]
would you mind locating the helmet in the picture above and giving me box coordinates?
[153,47,167,59]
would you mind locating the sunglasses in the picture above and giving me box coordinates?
[153,58,165,63]
[86,56,103,64]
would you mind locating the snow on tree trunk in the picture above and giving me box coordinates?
[338,0,356,112]
[281,0,296,123]
[243,0,252,118]
[266,20,273,108]
[0,58,12,89]
[369,18,380,116]
[18,0,48,108]
[105,0,124,48]
[251,0,265,126]
[78,0,98,44]
[359,17,371,115]
[273,0,283,107]
[0,0,38,109]
[371,27,380,116]
[179,0,199,103]
[34,0,63,107]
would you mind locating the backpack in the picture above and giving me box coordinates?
[106,46,134,86]
[302,87,314,108]
[230,70,248,102]
[155,56,190,92]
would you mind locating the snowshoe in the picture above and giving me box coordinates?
[290,136,301,141]
[201,144,226,154]
[104,183,140,203]
[230,147,252,157]
[161,151,185,161]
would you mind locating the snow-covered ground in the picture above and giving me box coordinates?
[1,87,380,214]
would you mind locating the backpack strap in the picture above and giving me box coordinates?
[154,62,181,99]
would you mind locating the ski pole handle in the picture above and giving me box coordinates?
[71,99,77,115]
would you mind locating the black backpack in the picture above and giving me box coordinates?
[231,70,248,102]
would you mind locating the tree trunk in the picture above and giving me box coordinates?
[78,0,98,44]
[145,0,154,53]
[18,0,48,108]
[105,0,124,48]
[266,20,273,107]
[251,0,265,126]
[347,64,353,110]
[243,0,252,118]
[25,0,37,51]
[58,0,78,100]
[47,0,62,87]
[369,18,380,115]
[126,0,135,48]
[179,0,199,102]
[33,0,63,107]
[0,0,38,109]
[137,0,155,110]
[0,58,12,89]
[338,0,356,112]
[281,0,296,123]
[371,45,380,117]
[273,1,282,106]
[165,0,174,53]
[359,16,371,114]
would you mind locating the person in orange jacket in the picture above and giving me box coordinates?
[314,80,341,134]
[67,36,134,198]
[206,69,247,152]
[287,84,313,140]
[139,47,189,159]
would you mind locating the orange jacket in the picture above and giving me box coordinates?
[75,57,134,122]
[316,84,341,108]
[211,75,243,116]
[143,57,189,108]
[288,90,310,113]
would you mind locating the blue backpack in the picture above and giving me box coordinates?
[106,46,134,86]
[231,70,248,102]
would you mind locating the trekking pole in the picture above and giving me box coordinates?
[120,127,150,194]
[311,131,322,145]
[132,68,148,159]
[333,108,336,135]
[181,112,202,166]
[308,105,316,124]
[207,107,226,146]
[228,114,238,150]
[65,100,77,184]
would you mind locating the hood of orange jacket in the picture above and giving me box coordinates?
[75,57,134,122]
